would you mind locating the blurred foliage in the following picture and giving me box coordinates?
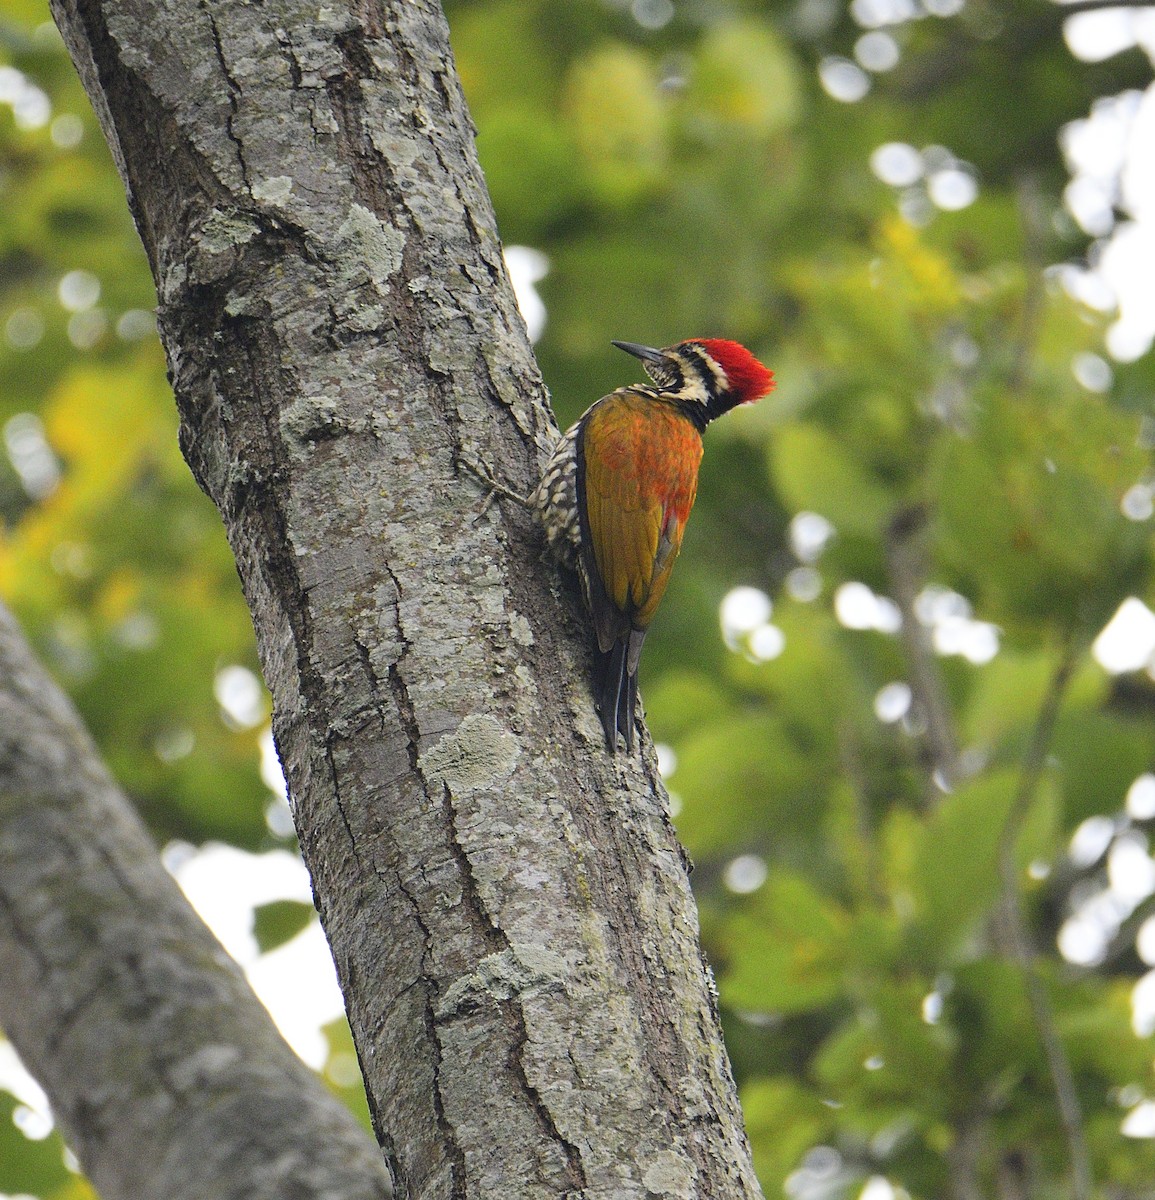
[252,898,317,954]
[0,14,269,848]
[0,1092,73,1196]
[2,0,1155,1197]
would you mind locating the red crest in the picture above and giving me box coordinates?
[693,339,775,404]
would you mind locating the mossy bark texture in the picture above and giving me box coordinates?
[47,1,762,1196]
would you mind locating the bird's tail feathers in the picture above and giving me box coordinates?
[599,633,644,752]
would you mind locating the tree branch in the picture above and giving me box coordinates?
[945,1114,987,1200]
[995,631,1090,1200]
[45,1,763,1196]
[1008,174,1049,396]
[0,602,394,1200]
[885,503,958,799]
[885,501,1089,1195]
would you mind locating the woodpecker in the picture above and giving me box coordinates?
[531,338,775,752]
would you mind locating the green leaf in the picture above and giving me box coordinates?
[740,1077,830,1191]
[948,958,1035,1078]
[475,107,582,240]
[685,20,802,141]
[669,712,823,859]
[0,1092,70,1195]
[769,422,896,536]
[910,770,1024,956]
[641,668,734,744]
[562,44,668,206]
[720,871,849,1014]
[1050,707,1152,830]
[320,1019,372,1133]
[935,374,1151,630]
[252,900,316,954]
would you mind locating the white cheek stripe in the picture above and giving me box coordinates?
[679,376,710,404]
[673,345,728,407]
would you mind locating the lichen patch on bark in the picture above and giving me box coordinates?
[419,713,521,794]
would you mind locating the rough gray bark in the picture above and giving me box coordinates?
[0,602,393,1200]
[47,1,763,1197]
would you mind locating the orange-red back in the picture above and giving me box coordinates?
[580,390,703,649]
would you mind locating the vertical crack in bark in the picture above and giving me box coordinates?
[272,25,304,90]
[325,35,401,224]
[385,546,590,1189]
[386,661,420,770]
[201,1,250,190]
[504,1002,589,1194]
[324,740,369,870]
[384,628,474,1197]
[393,869,468,1200]
[432,776,592,1193]
[568,777,685,1103]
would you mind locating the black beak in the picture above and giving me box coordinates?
[611,340,666,365]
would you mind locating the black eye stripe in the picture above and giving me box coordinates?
[676,343,725,393]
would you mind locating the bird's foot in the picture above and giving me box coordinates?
[457,456,532,522]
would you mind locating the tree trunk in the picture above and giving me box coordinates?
[47,1,762,1196]
[0,602,393,1200]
